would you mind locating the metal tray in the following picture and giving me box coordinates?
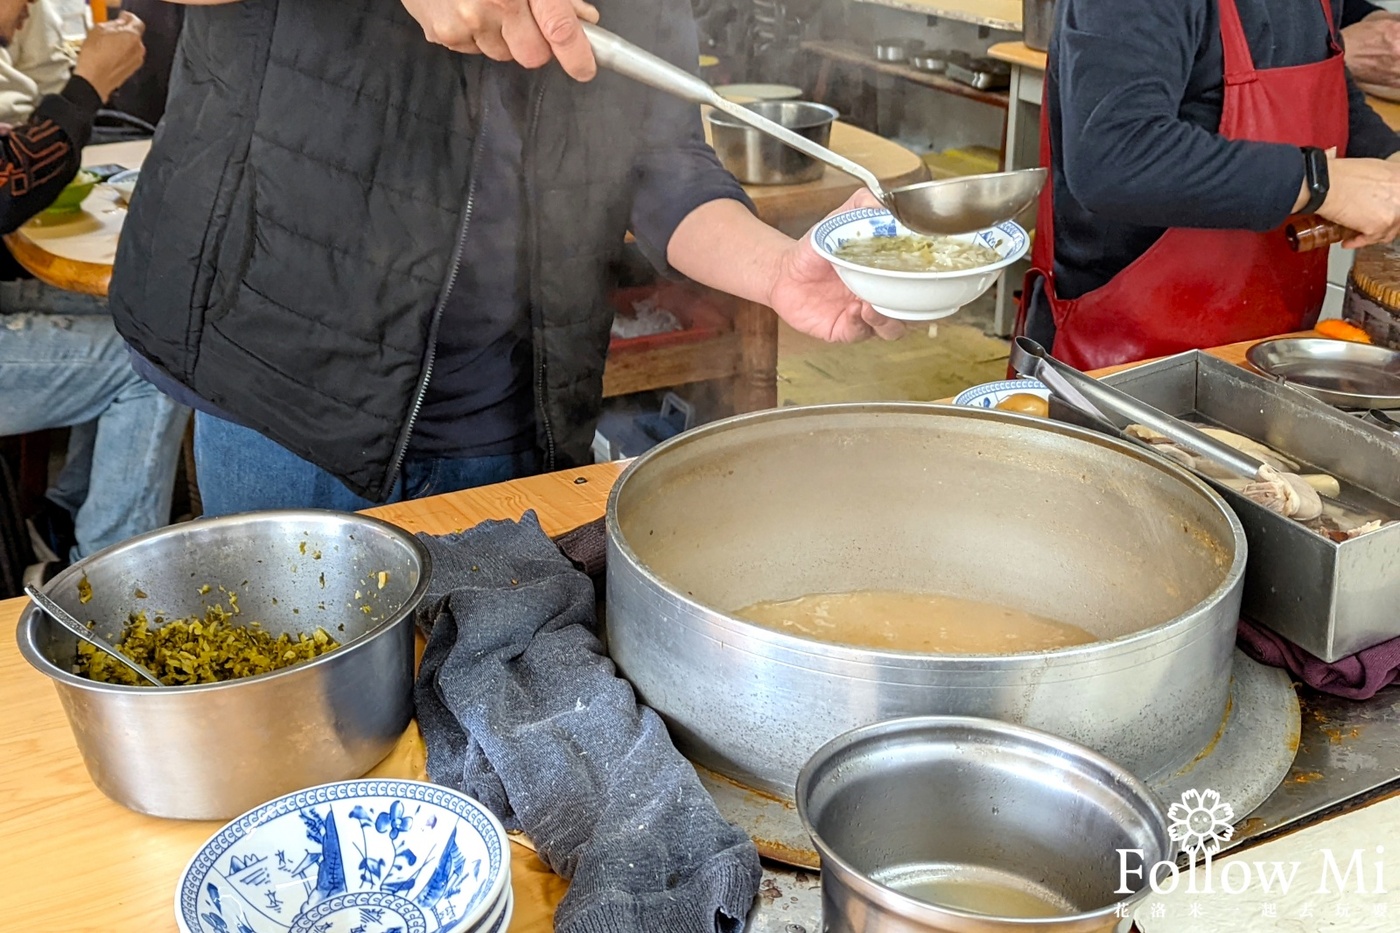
[1051,351,1400,661]
[1246,337,1400,409]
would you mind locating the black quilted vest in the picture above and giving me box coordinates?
[110,0,695,500]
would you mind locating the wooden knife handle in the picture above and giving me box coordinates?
[1286,217,1350,252]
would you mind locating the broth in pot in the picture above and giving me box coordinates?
[734,590,1097,654]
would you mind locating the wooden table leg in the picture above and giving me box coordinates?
[730,298,779,413]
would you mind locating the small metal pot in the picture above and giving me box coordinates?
[797,716,1173,933]
[16,510,431,820]
[707,100,839,185]
[875,38,925,63]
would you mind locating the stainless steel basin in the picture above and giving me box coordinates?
[16,510,431,820]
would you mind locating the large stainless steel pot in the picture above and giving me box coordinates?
[606,404,1245,807]
[706,100,838,185]
[16,510,430,820]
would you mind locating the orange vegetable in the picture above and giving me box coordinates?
[1314,320,1372,344]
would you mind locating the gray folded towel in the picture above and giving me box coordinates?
[413,512,762,933]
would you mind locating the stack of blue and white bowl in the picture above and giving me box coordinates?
[176,780,513,933]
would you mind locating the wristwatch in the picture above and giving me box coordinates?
[1300,146,1330,214]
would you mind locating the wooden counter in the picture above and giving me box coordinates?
[0,332,1350,932]
[1370,96,1400,133]
[988,40,1047,72]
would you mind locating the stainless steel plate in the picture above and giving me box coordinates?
[1246,338,1400,409]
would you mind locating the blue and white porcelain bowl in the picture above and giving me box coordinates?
[176,780,511,933]
[811,209,1030,321]
[477,889,513,933]
[953,378,1050,409]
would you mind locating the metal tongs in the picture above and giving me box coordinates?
[1009,337,1279,484]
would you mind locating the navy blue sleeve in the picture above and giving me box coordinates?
[1341,0,1382,28]
[625,9,755,273]
[1346,71,1400,158]
[1056,0,1305,232]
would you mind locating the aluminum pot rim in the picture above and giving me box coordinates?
[705,100,840,132]
[15,508,433,694]
[794,714,1173,926]
[605,402,1248,667]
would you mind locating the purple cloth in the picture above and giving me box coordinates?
[1237,617,1400,700]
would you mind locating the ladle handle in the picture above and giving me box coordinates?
[581,23,888,201]
[1010,338,1269,481]
[24,583,165,687]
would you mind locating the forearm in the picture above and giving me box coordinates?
[666,198,791,307]
[1057,1,1303,230]
[1065,115,1304,230]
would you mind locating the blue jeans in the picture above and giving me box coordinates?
[192,411,540,515]
[0,281,191,560]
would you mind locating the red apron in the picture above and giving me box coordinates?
[1014,0,1350,371]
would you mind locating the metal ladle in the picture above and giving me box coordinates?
[582,23,1047,236]
[25,583,165,687]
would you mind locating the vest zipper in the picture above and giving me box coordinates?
[523,78,556,471]
[380,81,491,501]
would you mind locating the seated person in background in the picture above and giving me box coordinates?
[0,2,188,574]
[0,0,184,136]
[0,0,69,125]
[1342,0,1400,89]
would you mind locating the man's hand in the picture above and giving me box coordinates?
[73,12,145,103]
[769,190,905,343]
[666,192,904,344]
[1318,155,1400,248]
[1343,12,1400,89]
[400,0,600,80]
